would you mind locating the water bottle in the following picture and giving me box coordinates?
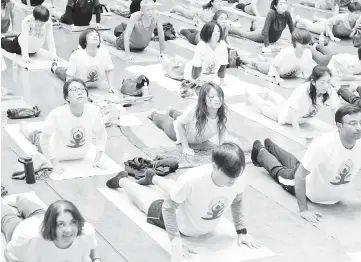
[18,157,36,184]
[319,32,325,46]
[143,82,151,101]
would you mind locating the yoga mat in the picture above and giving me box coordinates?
[3,122,123,180]
[1,97,33,111]
[115,0,161,6]
[1,191,47,262]
[58,23,111,32]
[103,42,162,63]
[98,187,276,262]
[124,112,177,148]
[169,38,196,51]
[126,63,262,97]
[159,11,198,26]
[349,252,361,262]
[228,102,333,146]
[291,3,334,16]
[237,65,305,89]
[1,48,68,71]
[222,6,260,21]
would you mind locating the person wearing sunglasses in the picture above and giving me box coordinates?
[245,65,340,143]
[18,78,108,175]
[251,104,361,223]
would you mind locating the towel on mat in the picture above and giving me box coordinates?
[124,156,179,179]
[12,154,53,180]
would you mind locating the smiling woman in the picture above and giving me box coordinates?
[2,197,101,262]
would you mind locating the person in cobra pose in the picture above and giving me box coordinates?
[244,65,340,143]
[105,142,262,261]
[102,0,165,61]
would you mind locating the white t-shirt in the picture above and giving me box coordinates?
[327,53,360,78]
[278,82,340,124]
[170,164,247,236]
[174,103,219,144]
[6,217,97,262]
[302,131,361,204]
[41,104,107,161]
[18,15,56,60]
[67,47,114,89]
[184,41,229,83]
[268,47,314,78]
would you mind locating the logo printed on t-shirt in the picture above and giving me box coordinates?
[203,60,217,75]
[28,22,45,38]
[284,67,300,78]
[201,197,228,220]
[330,159,353,185]
[86,66,99,83]
[67,126,86,148]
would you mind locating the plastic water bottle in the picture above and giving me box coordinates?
[319,32,325,46]
[143,82,151,101]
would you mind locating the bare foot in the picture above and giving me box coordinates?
[19,121,31,139]
[147,108,157,120]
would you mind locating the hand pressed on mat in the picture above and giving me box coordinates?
[300,210,323,223]
[171,236,198,262]
[237,234,263,249]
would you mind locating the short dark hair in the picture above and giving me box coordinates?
[200,21,223,43]
[291,28,311,47]
[335,104,361,124]
[212,142,245,178]
[63,78,88,102]
[33,5,50,22]
[79,28,101,49]
[41,200,86,241]
[348,1,361,12]
[270,0,286,10]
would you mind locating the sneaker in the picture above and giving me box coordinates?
[264,138,273,151]
[251,140,264,167]
[106,171,129,189]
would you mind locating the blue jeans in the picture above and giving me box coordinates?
[1,197,45,242]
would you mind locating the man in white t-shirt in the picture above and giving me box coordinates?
[106,142,262,261]
[251,104,361,223]
[19,78,108,175]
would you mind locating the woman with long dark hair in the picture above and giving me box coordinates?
[244,65,340,142]
[2,197,100,262]
[148,83,228,156]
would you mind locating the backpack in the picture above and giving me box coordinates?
[7,106,41,119]
[93,4,108,14]
[153,22,176,41]
[120,74,149,96]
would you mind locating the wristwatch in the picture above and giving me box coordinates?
[236,228,247,235]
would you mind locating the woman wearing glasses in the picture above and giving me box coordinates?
[245,65,340,142]
[19,79,107,175]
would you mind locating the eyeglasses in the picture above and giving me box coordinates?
[317,80,332,85]
[69,87,86,93]
[344,121,361,127]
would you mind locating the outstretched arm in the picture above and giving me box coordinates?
[156,19,166,55]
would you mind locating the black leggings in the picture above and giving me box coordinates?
[1,36,22,54]
[21,0,44,6]
[180,29,199,45]
[1,36,36,56]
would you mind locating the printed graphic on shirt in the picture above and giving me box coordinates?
[67,126,86,148]
[28,22,45,38]
[283,67,300,77]
[302,104,321,119]
[86,66,99,83]
[330,159,353,185]
[203,59,217,75]
[201,197,228,220]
